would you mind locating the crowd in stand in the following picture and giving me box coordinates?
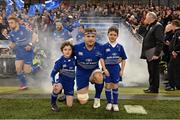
[0,1,179,37]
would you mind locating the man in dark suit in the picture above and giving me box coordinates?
[166,20,180,91]
[141,12,164,93]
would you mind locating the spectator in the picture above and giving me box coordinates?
[0,27,8,40]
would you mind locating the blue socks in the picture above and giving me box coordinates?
[95,83,104,98]
[31,65,41,73]
[113,88,118,104]
[105,88,119,104]
[105,89,112,103]
[17,71,27,86]
[51,91,58,105]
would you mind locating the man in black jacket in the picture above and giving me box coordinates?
[166,20,180,91]
[141,12,164,93]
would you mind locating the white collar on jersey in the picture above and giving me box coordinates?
[109,41,118,48]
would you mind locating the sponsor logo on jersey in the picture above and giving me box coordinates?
[112,53,117,56]
[20,31,23,35]
[106,48,110,52]
[96,51,102,56]
[16,37,20,40]
[86,59,92,62]
[63,64,67,68]
[78,52,83,56]
[69,67,73,69]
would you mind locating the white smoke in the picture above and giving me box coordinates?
[36,18,149,93]
[118,23,149,86]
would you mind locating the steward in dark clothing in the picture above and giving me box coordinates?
[167,20,180,91]
[162,30,174,63]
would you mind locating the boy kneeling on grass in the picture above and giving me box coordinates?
[50,41,75,112]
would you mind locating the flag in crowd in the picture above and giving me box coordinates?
[5,0,13,16]
[15,0,24,10]
[45,0,61,10]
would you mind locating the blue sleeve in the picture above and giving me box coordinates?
[8,32,15,42]
[50,59,62,84]
[101,45,106,59]
[120,46,127,60]
[25,29,32,41]
[74,44,78,57]
[98,44,104,59]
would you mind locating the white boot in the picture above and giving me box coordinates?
[113,104,119,112]
[93,98,100,109]
[106,103,112,111]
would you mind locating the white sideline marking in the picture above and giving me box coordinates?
[124,105,147,114]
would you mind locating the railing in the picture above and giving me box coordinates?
[0,40,16,76]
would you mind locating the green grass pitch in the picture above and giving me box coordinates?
[0,86,180,119]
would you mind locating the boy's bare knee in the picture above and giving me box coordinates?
[94,73,103,84]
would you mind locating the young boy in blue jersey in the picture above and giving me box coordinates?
[74,28,104,109]
[50,41,75,112]
[7,16,36,90]
[101,26,127,112]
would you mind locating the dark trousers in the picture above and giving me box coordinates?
[147,59,160,91]
[168,55,180,89]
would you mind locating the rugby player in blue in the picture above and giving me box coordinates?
[76,25,85,44]
[50,41,75,112]
[7,16,36,90]
[51,21,73,63]
[74,28,104,109]
[101,26,127,112]
[52,21,73,42]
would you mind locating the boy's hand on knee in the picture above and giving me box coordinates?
[53,83,61,93]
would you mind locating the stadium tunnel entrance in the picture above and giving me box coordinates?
[0,17,149,92]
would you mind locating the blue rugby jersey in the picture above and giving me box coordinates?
[8,25,32,46]
[102,42,127,66]
[50,56,76,84]
[52,28,72,41]
[74,42,103,71]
